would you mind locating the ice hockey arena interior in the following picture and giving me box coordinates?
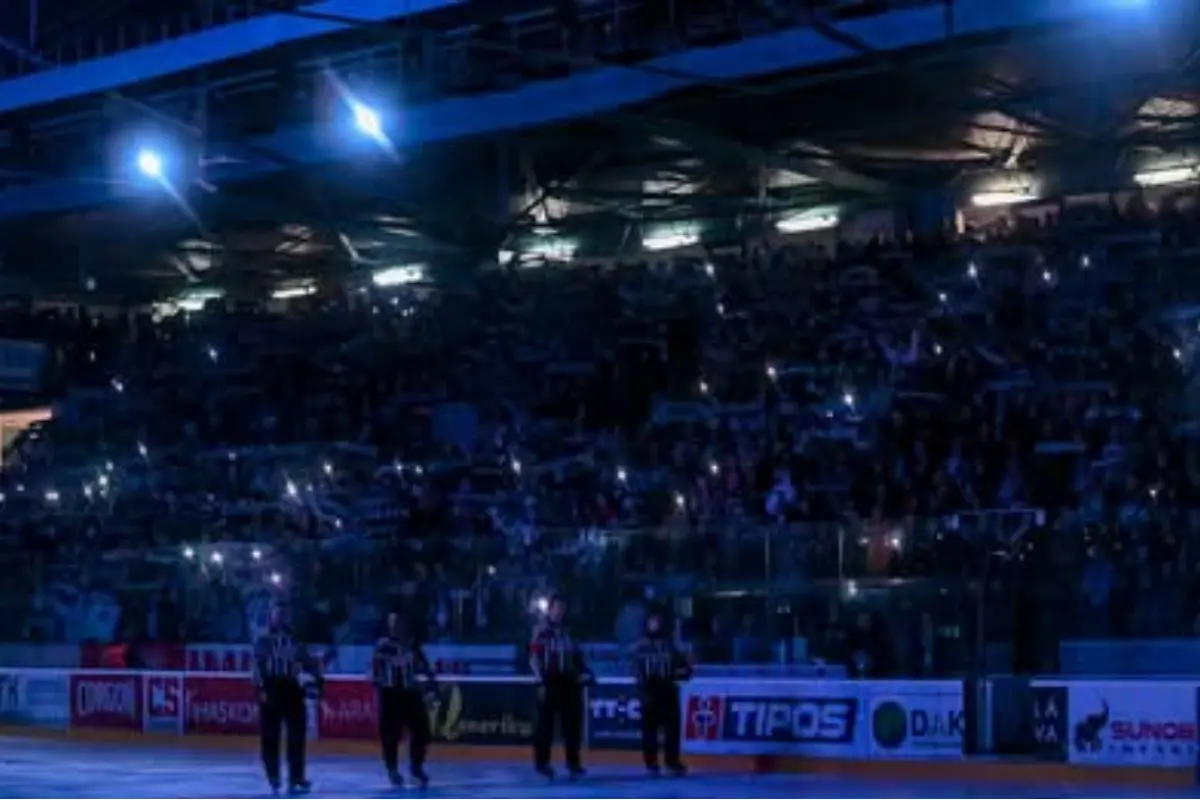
[0,0,1199,797]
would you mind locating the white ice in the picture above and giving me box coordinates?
[0,737,1192,798]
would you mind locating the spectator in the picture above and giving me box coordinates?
[0,188,1199,679]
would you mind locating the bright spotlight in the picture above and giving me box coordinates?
[352,102,382,140]
[136,149,163,179]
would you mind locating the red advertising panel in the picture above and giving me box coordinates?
[70,674,142,731]
[80,643,185,670]
[318,679,376,741]
[184,675,260,735]
[684,693,725,741]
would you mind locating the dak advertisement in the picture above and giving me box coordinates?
[319,679,536,746]
[1068,682,1196,768]
[868,685,963,758]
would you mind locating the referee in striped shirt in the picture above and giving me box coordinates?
[253,604,318,795]
[373,611,436,788]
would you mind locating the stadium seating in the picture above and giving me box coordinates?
[2,192,1199,677]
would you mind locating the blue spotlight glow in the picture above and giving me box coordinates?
[351,102,382,140]
[136,149,163,179]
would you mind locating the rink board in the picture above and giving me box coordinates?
[1,670,1199,787]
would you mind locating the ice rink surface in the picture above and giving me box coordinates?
[0,738,1196,799]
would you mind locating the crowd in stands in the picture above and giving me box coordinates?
[0,189,1199,677]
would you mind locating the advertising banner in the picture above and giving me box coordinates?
[868,682,963,758]
[683,682,865,758]
[319,679,536,746]
[184,675,260,736]
[0,671,23,724]
[69,674,142,731]
[587,682,644,750]
[318,679,376,741]
[1068,681,1196,767]
[683,692,725,743]
[0,339,47,392]
[1031,683,1068,762]
[2,671,69,727]
[143,674,182,734]
[427,680,536,745]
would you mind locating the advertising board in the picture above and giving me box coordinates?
[867,682,963,758]
[185,675,261,736]
[69,674,141,731]
[1068,681,1196,768]
[682,682,865,758]
[143,674,182,734]
[319,679,536,746]
[587,682,643,750]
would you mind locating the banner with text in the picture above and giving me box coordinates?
[0,671,69,728]
[867,682,963,759]
[587,682,643,750]
[184,675,260,736]
[319,679,536,746]
[69,674,142,731]
[1067,681,1197,768]
[1031,683,1068,762]
[0,339,47,393]
[143,674,182,735]
[682,682,865,758]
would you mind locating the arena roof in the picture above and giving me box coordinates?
[0,0,1197,302]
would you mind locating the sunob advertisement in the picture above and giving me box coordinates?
[1068,682,1196,768]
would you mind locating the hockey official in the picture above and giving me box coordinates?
[372,611,436,788]
[529,593,593,780]
[634,610,692,776]
[253,604,320,795]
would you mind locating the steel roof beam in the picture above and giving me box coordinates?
[611,114,888,195]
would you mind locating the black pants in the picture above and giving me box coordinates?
[260,683,307,785]
[641,683,682,769]
[533,680,583,770]
[379,687,431,774]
